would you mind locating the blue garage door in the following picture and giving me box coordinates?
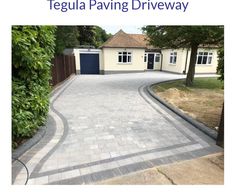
[80,53,99,74]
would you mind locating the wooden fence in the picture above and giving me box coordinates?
[51,54,76,87]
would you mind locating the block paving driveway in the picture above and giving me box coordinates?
[12,72,222,185]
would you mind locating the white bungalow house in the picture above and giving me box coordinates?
[64,30,218,75]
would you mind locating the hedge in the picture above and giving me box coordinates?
[12,26,56,144]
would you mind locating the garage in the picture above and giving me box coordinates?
[80,53,100,74]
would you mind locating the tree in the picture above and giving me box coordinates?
[217,47,224,81]
[217,103,224,147]
[77,26,96,46]
[55,26,110,53]
[94,26,112,47]
[143,26,224,86]
[216,45,224,147]
[55,26,80,54]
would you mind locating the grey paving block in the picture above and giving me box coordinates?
[173,152,194,161]
[82,174,94,184]
[157,156,174,165]
[80,167,93,175]
[49,176,84,185]
[138,161,153,169]
[118,166,131,175]
[191,149,209,158]
[48,173,62,183]
[127,163,143,172]
[13,72,223,185]
[90,168,121,182]
[206,145,223,153]
[149,158,165,166]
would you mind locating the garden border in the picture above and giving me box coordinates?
[12,125,46,161]
[146,79,218,140]
[12,75,76,161]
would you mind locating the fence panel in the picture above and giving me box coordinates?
[51,54,76,87]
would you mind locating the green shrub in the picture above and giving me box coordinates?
[12,26,56,142]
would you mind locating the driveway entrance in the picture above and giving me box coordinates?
[12,72,222,185]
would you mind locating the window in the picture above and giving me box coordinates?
[155,54,160,62]
[170,52,177,64]
[196,52,213,64]
[144,53,147,62]
[118,52,132,63]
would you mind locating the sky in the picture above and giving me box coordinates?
[99,25,144,34]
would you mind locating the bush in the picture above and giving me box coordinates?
[12,26,56,143]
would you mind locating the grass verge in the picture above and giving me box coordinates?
[152,77,224,130]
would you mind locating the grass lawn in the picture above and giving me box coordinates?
[152,77,224,130]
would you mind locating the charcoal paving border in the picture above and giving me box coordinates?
[12,72,223,185]
[146,79,218,139]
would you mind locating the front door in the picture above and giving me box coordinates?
[147,54,154,69]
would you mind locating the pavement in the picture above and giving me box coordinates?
[12,72,223,185]
[97,152,224,185]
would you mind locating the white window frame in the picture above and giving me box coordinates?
[118,51,132,64]
[155,53,160,62]
[169,52,177,64]
[144,53,147,63]
[196,52,213,65]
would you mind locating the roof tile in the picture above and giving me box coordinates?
[101,30,149,48]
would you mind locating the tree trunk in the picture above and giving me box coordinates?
[216,103,224,147]
[186,44,199,86]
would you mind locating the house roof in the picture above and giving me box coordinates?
[130,34,156,49]
[100,30,155,49]
[100,29,219,50]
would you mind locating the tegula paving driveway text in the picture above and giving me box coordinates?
[12,72,222,185]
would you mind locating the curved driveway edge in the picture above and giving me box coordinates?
[12,126,46,162]
[12,75,77,162]
[147,80,218,139]
[12,72,223,185]
[12,75,77,185]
